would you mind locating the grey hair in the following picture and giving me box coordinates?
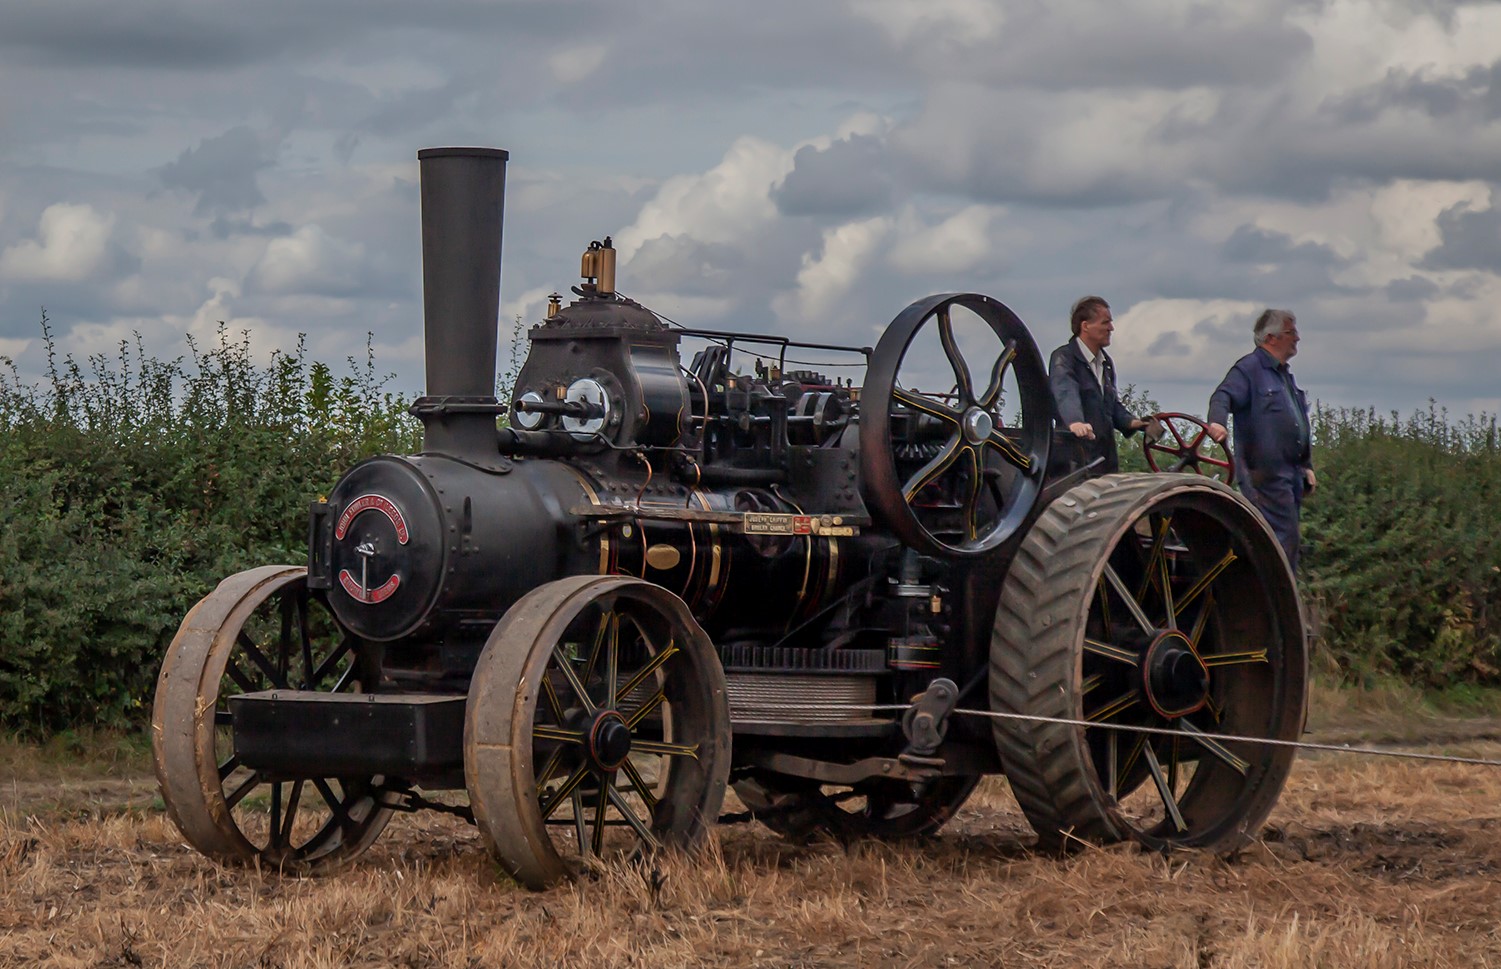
[1253,309,1296,345]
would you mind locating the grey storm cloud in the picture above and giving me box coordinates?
[0,0,603,70]
[157,126,275,216]
[1326,61,1501,124]
[1421,195,1501,271]
[772,135,897,218]
[1222,225,1343,268]
[973,3,1315,91]
[1385,275,1442,302]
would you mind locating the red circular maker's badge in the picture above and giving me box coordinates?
[335,494,410,543]
[335,493,410,605]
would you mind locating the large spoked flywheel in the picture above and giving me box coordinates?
[465,575,731,889]
[990,474,1306,852]
[861,293,1051,558]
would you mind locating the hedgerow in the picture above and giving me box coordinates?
[0,319,1497,731]
[0,316,421,732]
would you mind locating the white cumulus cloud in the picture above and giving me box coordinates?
[776,216,893,322]
[888,205,996,274]
[249,224,366,296]
[0,203,115,282]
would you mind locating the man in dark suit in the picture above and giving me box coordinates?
[1206,308,1316,570]
[1048,295,1153,474]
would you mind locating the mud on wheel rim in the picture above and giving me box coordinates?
[990,474,1306,852]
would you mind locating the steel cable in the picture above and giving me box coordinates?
[724,701,1501,769]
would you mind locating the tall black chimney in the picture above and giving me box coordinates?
[411,146,509,460]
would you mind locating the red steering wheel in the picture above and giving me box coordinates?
[1143,412,1235,485]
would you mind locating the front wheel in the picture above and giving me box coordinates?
[465,576,732,889]
[151,566,393,873]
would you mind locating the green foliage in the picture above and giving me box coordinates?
[1114,384,1161,473]
[1302,402,1501,687]
[0,314,422,733]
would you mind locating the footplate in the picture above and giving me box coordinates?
[228,691,465,779]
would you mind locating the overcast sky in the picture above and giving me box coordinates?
[2,0,1499,420]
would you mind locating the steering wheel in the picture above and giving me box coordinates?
[859,293,1051,559]
[1143,412,1235,485]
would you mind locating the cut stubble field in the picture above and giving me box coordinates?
[4,715,1501,969]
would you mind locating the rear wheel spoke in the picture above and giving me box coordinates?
[1180,720,1249,775]
[1142,741,1187,833]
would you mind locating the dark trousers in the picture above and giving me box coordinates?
[1241,467,1304,571]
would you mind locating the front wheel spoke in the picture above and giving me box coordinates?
[312,778,357,831]
[571,789,589,855]
[1102,564,1156,636]
[606,784,663,852]
[936,307,975,404]
[893,386,962,425]
[217,753,241,781]
[539,764,592,820]
[624,688,667,729]
[534,725,587,745]
[1081,673,1104,696]
[296,600,315,689]
[983,428,1034,473]
[1200,648,1269,667]
[551,652,598,716]
[268,782,284,846]
[630,738,700,759]
[1087,690,1139,723]
[535,744,567,789]
[541,674,567,722]
[237,634,288,689]
[614,643,680,709]
[1142,740,1188,832]
[591,784,609,856]
[604,614,621,707]
[223,770,261,809]
[1084,638,1140,666]
[580,610,612,688]
[280,780,305,845]
[903,435,964,503]
[1179,720,1249,774]
[978,342,1016,409]
[1177,549,1238,613]
[310,637,354,686]
[620,758,659,812]
[224,659,258,694]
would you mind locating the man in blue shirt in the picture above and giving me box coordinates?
[1206,309,1317,570]
[1048,295,1153,474]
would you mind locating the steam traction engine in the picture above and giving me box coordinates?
[151,148,1307,888]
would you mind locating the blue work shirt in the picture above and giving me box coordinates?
[1206,346,1312,476]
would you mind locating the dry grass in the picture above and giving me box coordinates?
[5,734,1501,968]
